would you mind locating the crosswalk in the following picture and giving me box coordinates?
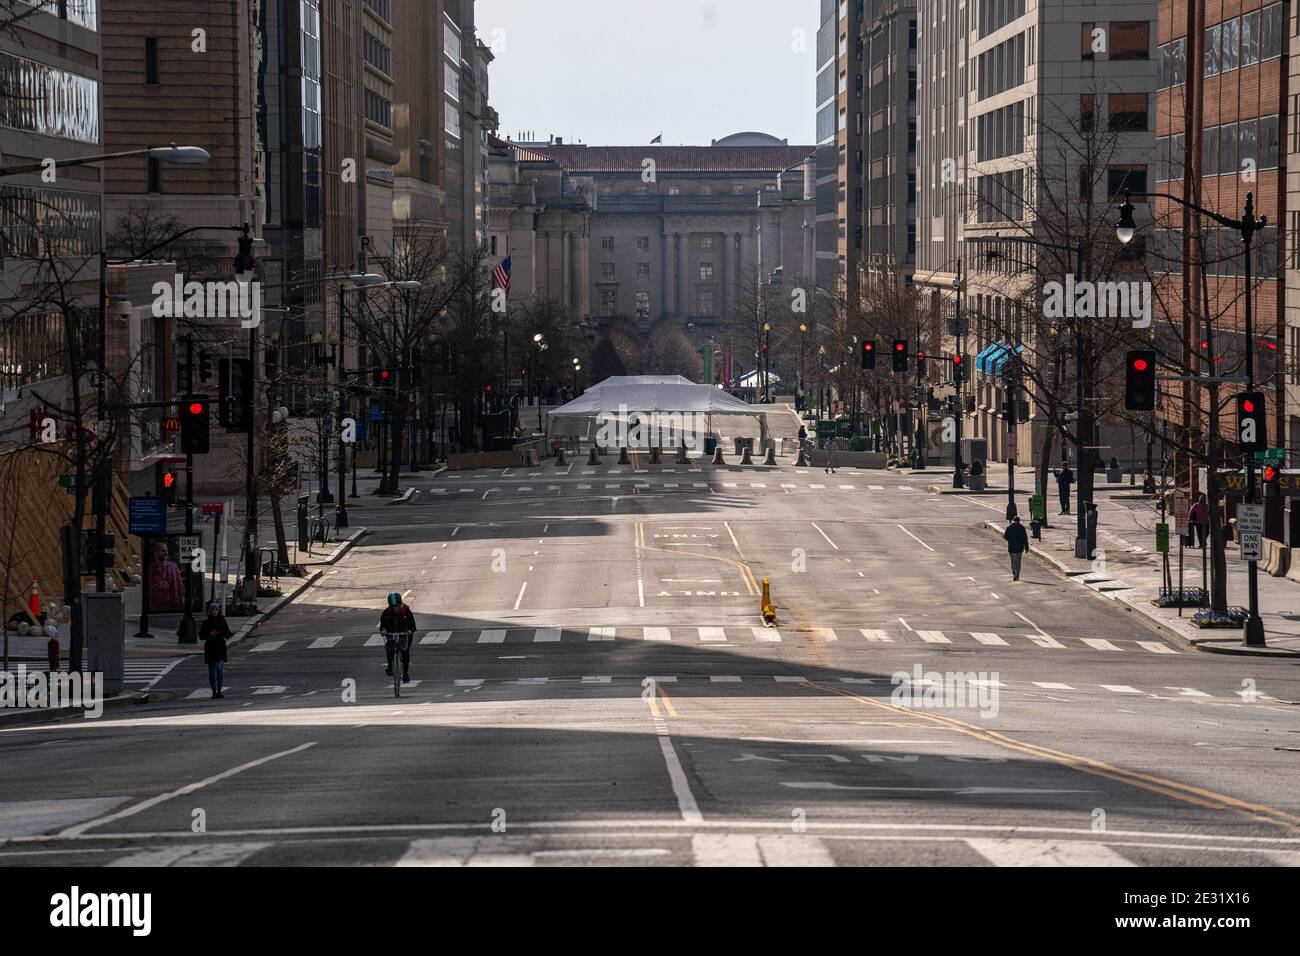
[122,659,181,689]
[23,832,1283,867]
[426,481,937,496]
[247,626,1178,654]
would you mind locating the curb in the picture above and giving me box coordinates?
[387,487,417,505]
[0,691,153,729]
[228,526,366,647]
[980,520,1300,657]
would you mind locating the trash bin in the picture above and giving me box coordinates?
[734,437,745,456]
[704,435,718,455]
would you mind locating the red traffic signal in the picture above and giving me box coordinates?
[1264,465,1279,482]
[162,471,176,489]
[894,342,905,352]
[1132,357,1148,372]
[1242,398,1256,413]
[864,342,875,352]
[188,401,204,415]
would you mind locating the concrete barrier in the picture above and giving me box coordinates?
[764,446,777,465]
[712,446,725,465]
[676,443,689,464]
[649,446,662,464]
[618,447,630,465]
[1263,538,1290,577]
[588,447,600,465]
[740,445,753,465]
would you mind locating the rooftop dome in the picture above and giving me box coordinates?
[710,131,788,147]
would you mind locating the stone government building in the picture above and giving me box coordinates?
[488,132,816,338]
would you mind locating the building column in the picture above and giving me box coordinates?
[562,229,573,309]
[720,230,729,316]
[661,231,671,320]
[575,222,590,317]
[678,232,690,317]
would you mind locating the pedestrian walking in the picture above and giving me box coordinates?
[1188,493,1209,549]
[824,436,836,474]
[1003,515,1029,581]
[1054,459,1073,514]
[200,602,231,699]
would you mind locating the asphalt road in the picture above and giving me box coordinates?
[2,455,1298,867]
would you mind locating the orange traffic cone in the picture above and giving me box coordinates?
[28,577,40,618]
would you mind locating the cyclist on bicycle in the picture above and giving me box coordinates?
[379,592,417,683]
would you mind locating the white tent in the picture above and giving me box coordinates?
[548,375,768,448]
[735,369,781,388]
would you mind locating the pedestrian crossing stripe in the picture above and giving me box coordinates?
[247,627,1180,653]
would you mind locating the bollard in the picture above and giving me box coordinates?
[522,447,538,467]
[1030,518,1042,540]
[649,446,662,464]
[740,445,753,465]
[618,447,630,465]
[47,632,59,672]
[556,447,567,466]
[761,578,777,624]
[763,445,777,466]
[676,441,689,464]
[588,446,600,465]
[712,445,725,465]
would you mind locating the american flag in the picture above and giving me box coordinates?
[492,256,511,297]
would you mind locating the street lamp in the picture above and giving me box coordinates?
[0,142,211,178]
[1116,187,1268,647]
[762,322,772,404]
[799,323,807,410]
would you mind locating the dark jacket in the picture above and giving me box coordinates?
[201,615,231,664]
[1003,521,1029,553]
[380,605,418,634]
[1055,467,1073,488]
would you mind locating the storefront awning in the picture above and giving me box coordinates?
[990,344,1025,376]
[975,342,1008,373]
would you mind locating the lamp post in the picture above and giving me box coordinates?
[799,323,807,411]
[531,333,546,432]
[953,258,965,488]
[1116,188,1268,647]
[762,322,771,403]
[572,357,581,394]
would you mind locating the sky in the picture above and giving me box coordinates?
[474,0,820,147]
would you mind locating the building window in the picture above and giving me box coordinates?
[601,263,615,281]
[668,186,681,196]
[635,291,650,318]
[600,290,617,317]
[1109,22,1150,60]
[637,263,650,280]
[1261,3,1283,61]
[444,62,460,102]
[443,100,459,138]
[1202,125,1219,176]
[637,236,650,251]
[1081,22,1095,60]
[699,263,714,280]
[1290,329,1300,385]
[145,37,159,85]
[1242,10,1261,66]
[0,51,100,143]
[364,30,392,74]
[1107,165,1147,200]
[1081,94,1095,132]
[1259,114,1280,168]
[1219,121,1238,175]
[1221,17,1240,72]
[1204,23,1221,76]
[364,88,392,129]
[419,139,432,182]
[1108,93,1148,132]
[699,236,714,251]
[697,290,715,316]
[601,236,615,252]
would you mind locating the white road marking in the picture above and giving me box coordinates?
[533,628,561,643]
[309,635,343,649]
[917,630,951,644]
[897,525,935,551]
[1101,685,1144,695]
[658,734,703,824]
[811,522,839,549]
[1033,682,1075,690]
[860,629,893,642]
[711,675,742,682]
[698,627,727,643]
[1025,634,1066,649]
[251,641,285,653]
[421,631,451,645]
[477,630,506,644]
[971,632,1008,646]
[965,838,1135,867]
[724,521,744,557]
[588,626,615,642]
[751,627,781,643]
[1082,638,1122,652]
[1138,641,1177,654]
[60,743,318,836]
[814,627,838,642]
[107,842,271,868]
[513,582,528,610]
[364,634,385,647]
[1165,687,1212,697]
[644,627,672,642]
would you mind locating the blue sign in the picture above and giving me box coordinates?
[128,497,167,535]
[354,417,366,441]
[369,402,384,422]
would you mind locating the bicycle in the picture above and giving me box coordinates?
[383,630,413,698]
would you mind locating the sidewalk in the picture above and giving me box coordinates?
[979,468,1300,657]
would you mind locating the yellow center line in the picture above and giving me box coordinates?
[807,681,1300,834]
[656,684,679,717]
[635,520,759,596]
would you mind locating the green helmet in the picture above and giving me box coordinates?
[388,592,402,607]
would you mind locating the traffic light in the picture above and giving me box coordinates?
[861,340,876,369]
[916,352,927,376]
[1236,391,1266,451]
[1264,464,1280,484]
[891,339,908,373]
[155,461,178,505]
[1124,350,1156,410]
[218,358,253,431]
[198,350,213,384]
[179,396,210,454]
[952,353,964,383]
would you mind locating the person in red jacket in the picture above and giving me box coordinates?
[379,592,417,683]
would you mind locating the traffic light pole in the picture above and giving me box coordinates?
[953,258,965,489]
[180,333,197,644]
[1241,197,1265,646]
[336,285,349,528]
